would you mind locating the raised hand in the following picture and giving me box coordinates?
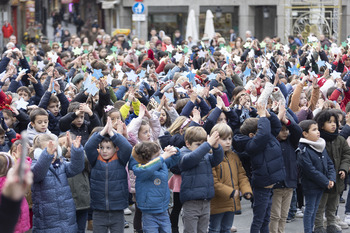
[72,136,82,148]
[207,131,220,148]
[161,146,177,159]
[190,108,201,124]
[139,104,146,118]
[47,140,57,155]
[256,103,266,117]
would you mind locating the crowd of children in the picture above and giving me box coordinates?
[2,25,350,233]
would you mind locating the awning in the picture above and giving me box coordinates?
[102,0,120,9]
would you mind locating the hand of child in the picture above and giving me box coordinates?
[339,170,346,180]
[216,96,224,110]
[53,80,60,93]
[106,117,115,137]
[66,131,72,148]
[0,112,8,131]
[207,131,220,148]
[161,146,177,160]
[189,89,197,103]
[139,104,146,118]
[328,180,334,189]
[256,103,266,117]
[28,74,38,84]
[244,193,252,200]
[100,117,110,136]
[80,103,93,116]
[47,140,57,155]
[48,77,54,92]
[190,108,201,124]
[72,136,82,148]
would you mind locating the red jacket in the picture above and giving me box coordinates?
[2,24,14,38]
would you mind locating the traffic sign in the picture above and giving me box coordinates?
[132,14,146,21]
[132,2,145,14]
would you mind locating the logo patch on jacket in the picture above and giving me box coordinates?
[154,178,161,185]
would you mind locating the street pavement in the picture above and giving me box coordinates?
[85,195,350,233]
[46,20,76,42]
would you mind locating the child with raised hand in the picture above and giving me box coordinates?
[38,77,69,136]
[129,142,181,232]
[313,110,350,233]
[127,103,161,146]
[0,150,30,233]
[209,123,252,233]
[154,95,179,136]
[232,103,285,233]
[31,133,85,233]
[59,101,100,146]
[179,126,224,233]
[298,120,336,233]
[84,117,132,233]
[269,102,302,233]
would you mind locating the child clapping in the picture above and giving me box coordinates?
[129,142,180,232]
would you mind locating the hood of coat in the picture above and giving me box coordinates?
[232,134,251,153]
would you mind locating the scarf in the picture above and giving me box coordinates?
[299,137,326,153]
[320,129,338,142]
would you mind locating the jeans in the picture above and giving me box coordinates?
[92,210,124,233]
[250,187,273,233]
[142,211,171,233]
[303,191,323,233]
[208,211,234,233]
[345,178,350,214]
[76,209,89,233]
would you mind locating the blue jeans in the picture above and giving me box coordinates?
[208,211,234,233]
[287,189,298,219]
[142,211,171,233]
[345,178,350,214]
[250,187,273,233]
[76,209,89,233]
[93,210,124,233]
[303,191,323,233]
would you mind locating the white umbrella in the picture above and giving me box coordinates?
[204,10,215,40]
[186,9,198,42]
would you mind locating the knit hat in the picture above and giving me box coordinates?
[342,54,350,62]
[72,73,84,85]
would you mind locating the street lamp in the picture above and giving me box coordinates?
[263,7,270,19]
[215,6,222,18]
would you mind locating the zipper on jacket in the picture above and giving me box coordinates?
[220,164,222,179]
[106,163,109,211]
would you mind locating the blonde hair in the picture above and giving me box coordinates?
[33,134,58,149]
[211,123,233,139]
[185,126,207,145]
[168,116,190,135]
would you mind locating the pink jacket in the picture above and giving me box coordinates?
[168,174,182,193]
[0,177,30,233]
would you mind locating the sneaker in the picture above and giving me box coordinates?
[124,220,129,228]
[231,225,237,232]
[336,215,349,229]
[286,216,295,223]
[295,209,304,218]
[344,214,350,225]
[124,208,132,215]
[326,225,342,233]
[340,197,346,203]
[314,227,326,233]
[87,220,93,231]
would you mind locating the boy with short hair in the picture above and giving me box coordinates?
[59,101,100,145]
[84,117,132,232]
[38,78,69,136]
[232,103,285,233]
[27,108,51,145]
[179,126,224,233]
